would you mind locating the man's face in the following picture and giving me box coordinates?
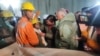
[56,12,63,20]
[46,19,54,26]
[25,10,34,20]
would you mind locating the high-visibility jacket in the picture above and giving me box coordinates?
[16,16,39,47]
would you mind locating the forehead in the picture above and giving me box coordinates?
[56,11,62,15]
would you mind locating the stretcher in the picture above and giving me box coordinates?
[0,43,96,56]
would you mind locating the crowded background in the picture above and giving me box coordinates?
[0,0,100,56]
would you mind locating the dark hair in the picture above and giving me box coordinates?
[81,7,89,12]
[43,15,56,25]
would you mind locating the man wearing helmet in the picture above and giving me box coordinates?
[16,2,39,47]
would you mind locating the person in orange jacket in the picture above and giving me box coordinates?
[16,2,39,47]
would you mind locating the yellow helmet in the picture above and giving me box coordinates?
[1,10,13,18]
[21,2,35,11]
[31,18,40,24]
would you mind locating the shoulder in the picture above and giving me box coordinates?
[60,21,76,30]
[25,21,33,28]
[18,20,32,29]
[60,20,72,27]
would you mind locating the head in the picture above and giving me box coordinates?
[33,23,40,29]
[1,10,13,20]
[44,15,56,26]
[56,8,67,20]
[75,11,81,17]
[31,18,40,29]
[21,2,35,20]
[22,10,34,20]
[4,17,13,22]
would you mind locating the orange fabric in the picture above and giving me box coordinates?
[86,39,100,51]
[81,29,100,52]
[16,16,39,47]
[81,30,88,39]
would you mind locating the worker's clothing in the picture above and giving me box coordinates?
[41,25,57,48]
[55,13,78,49]
[0,18,15,48]
[16,16,39,47]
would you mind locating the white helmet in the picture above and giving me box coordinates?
[43,14,49,19]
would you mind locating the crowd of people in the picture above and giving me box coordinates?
[0,1,100,55]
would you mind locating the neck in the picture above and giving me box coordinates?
[22,15,31,21]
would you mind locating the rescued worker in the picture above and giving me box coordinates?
[31,18,47,47]
[16,2,39,47]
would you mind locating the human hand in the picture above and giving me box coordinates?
[40,33,45,37]
[42,40,48,46]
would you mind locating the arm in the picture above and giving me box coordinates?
[34,28,47,46]
[41,25,53,39]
